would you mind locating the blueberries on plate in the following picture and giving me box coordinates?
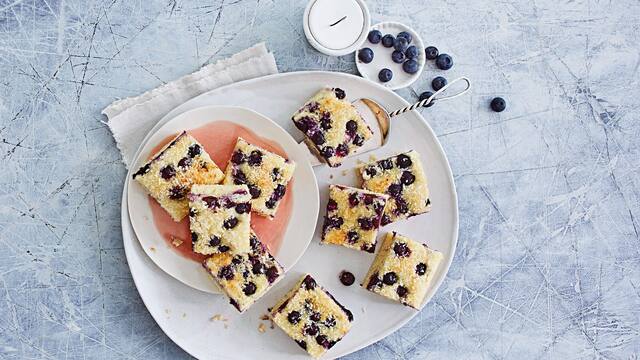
[358,48,374,63]
[396,31,412,44]
[378,68,393,82]
[391,50,405,64]
[490,97,507,112]
[393,36,409,52]
[435,53,453,70]
[419,91,435,107]
[405,45,419,59]
[381,34,395,48]
[402,59,419,74]
[431,76,447,91]
[368,29,382,44]
[424,46,439,60]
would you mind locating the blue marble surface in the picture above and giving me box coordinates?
[1,0,639,358]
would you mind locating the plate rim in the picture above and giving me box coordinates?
[121,70,459,359]
[126,105,319,294]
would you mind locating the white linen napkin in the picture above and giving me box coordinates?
[102,42,279,168]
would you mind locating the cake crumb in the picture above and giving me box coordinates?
[258,323,266,333]
[171,236,184,247]
[329,174,334,179]
[260,314,270,321]
[369,154,377,161]
[210,314,228,322]
[341,170,348,176]
[149,246,156,252]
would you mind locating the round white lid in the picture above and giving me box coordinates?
[304,0,370,56]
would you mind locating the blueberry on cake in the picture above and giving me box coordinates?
[223,138,295,218]
[361,232,443,309]
[359,150,430,225]
[321,185,388,253]
[188,184,252,255]
[203,232,283,312]
[270,274,353,358]
[132,131,224,221]
[292,87,373,167]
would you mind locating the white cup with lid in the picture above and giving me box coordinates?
[303,0,371,56]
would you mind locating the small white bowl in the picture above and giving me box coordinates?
[355,22,425,90]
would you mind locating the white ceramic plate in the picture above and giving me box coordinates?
[355,22,425,90]
[127,106,319,293]
[121,72,458,359]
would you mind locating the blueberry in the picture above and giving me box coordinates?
[191,232,198,243]
[316,335,331,349]
[235,202,250,214]
[243,282,257,296]
[187,144,201,157]
[352,134,364,146]
[405,45,419,59]
[418,91,435,107]
[366,273,381,290]
[339,271,355,286]
[382,272,397,285]
[248,150,263,166]
[218,245,230,252]
[287,311,301,324]
[168,186,186,200]
[432,76,447,91]
[335,144,348,157]
[233,169,248,185]
[305,323,320,336]
[490,97,507,112]
[177,157,192,169]
[325,216,344,229]
[321,146,334,158]
[387,183,403,197]
[358,217,374,231]
[393,242,412,257]
[381,34,395,47]
[358,48,374,64]
[311,131,325,145]
[202,196,219,208]
[272,184,286,200]
[361,244,375,253]
[218,266,234,280]
[265,198,277,209]
[325,316,337,327]
[378,68,393,82]
[326,199,338,212]
[391,50,405,64]
[132,164,150,178]
[368,29,382,44]
[232,255,243,264]
[396,286,408,297]
[396,154,412,168]
[307,101,320,112]
[294,116,315,133]
[159,165,175,180]
[380,159,393,170]
[252,261,264,275]
[381,215,392,226]
[435,53,453,70]
[248,185,261,199]
[395,198,409,214]
[364,166,377,177]
[425,46,439,60]
[265,266,279,283]
[416,263,427,276]
[400,171,415,185]
[224,217,238,229]
[346,231,359,244]
[271,168,280,181]
[310,312,322,322]
[393,36,409,52]
[231,151,245,164]
[319,112,332,130]
[303,275,316,290]
[296,340,307,350]
[397,31,412,44]
[402,59,419,74]
[334,88,346,100]
[348,193,360,207]
[345,120,358,133]
[189,208,197,217]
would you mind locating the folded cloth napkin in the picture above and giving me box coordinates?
[103,42,279,168]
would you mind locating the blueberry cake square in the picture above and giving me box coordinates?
[292,87,373,167]
[188,184,252,255]
[132,131,225,221]
[203,231,284,312]
[361,232,443,309]
[359,150,431,225]
[321,185,388,253]
[270,274,353,358]
[223,138,295,218]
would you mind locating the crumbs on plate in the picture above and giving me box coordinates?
[171,236,184,247]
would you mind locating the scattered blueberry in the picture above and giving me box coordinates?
[310,312,322,322]
[364,166,377,177]
[393,36,409,52]
[233,170,247,185]
[339,271,355,286]
[424,46,439,60]
[418,91,435,107]
[391,50,405,64]
[348,193,360,207]
[396,154,412,168]
[265,198,277,209]
[324,317,336,327]
[191,232,198,243]
[405,45,419,59]
[416,263,427,276]
[397,31,412,44]
[402,59,419,74]
[218,245,230,252]
[296,340,307,350]
[400,171,415,185]
[381,34,395,47]
[272,184,286,200]
[431,76,447,91]
[395,197,409,214]
[387,183,403,197]
[345,120,358,133]
[435,53,453,70]
[368,29,382,44]
[218,265,234,280]
[321,146,334,158]
[352,134,364,146]
[303,275,317,290]
[490,97,507,112]
[378,68,393,82]
[334,88,346,99]
[358,217,374,231]
[358,47,374,63]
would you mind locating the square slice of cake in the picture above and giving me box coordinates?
[223,137,295,218]
[132,131,224,221]
[270,274,353,358]
[361,232,443,309]
[358,150,431,225]
[188,184,252,255]
[292,87,373,167]
[203,231,284,312]
[321,185,388,253]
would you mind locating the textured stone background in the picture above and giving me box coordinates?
[1,0,639,359]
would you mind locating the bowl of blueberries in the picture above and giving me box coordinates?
[355,22,427,90]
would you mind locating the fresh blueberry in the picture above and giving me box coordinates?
[490,97,507,112]
[431,76,447,91]
[402,59,419,74]
[368,29,382,44]
[378,68,393,82]
[393,36,408,52]
[405,45,419,59]
[345,120,358,133]
[334,88,346,99]
[396,154,412,168]
[391,50,405,64]
[400,171,415,185]
[248,150,263,166]
[418,91,435,107]
[321,146,334,158]
[381,34,395,48]
[425,46,439,60]
[435,53,453,70]
[311,131,325,145]
[339,271,355,286]
[382,272,397,285]
[397,31,412,44]
[358,48,374,63]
